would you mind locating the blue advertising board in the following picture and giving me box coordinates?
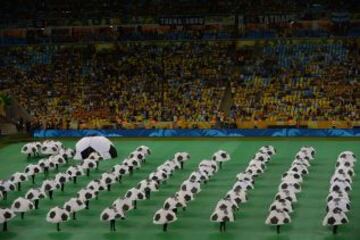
[33,129,360,138]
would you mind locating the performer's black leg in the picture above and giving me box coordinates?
[163,223,168,232]
[61,183,64,192]
[17,182,21,191]
[73,176,77,184]
[57,223,60,232]
[87,169,90,177]
[73,212,76,220]
[333,225,338,235]
[3,222,8,232]
[107,185,111,191]
[134,200,137,209]
[32,175,35,184]
[44,168,49,178]
[276,225,280,234]
[181,162,184,169]
[173,208,178,214]
[49,190,53,200]
[34,199,39,209]
[118,175,122,183]
[85,200,89,209]
[110,220,116,231]
[223,221,226,232]
[21,212,24,220]
[145,189,151,199]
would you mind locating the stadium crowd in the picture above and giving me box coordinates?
[230,40,360,124]
[0,42,234,129]
[0,39,359,130]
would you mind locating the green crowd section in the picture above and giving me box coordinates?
[0,138,359,240]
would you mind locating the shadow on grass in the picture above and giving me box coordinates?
[47,232,72,240]
[0,231,17,240]
[103,232,130,240]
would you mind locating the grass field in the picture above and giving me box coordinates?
[0,138,359,240]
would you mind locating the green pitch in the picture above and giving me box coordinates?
[0,138,359,240]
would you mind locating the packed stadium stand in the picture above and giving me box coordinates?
[230,41,359,128]
[0,39,359,130]
[0,0,359,131]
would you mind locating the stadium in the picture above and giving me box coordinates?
[0,1,359,240]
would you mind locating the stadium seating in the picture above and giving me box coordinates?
[231,41,360,127]
[0,39,359,130]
